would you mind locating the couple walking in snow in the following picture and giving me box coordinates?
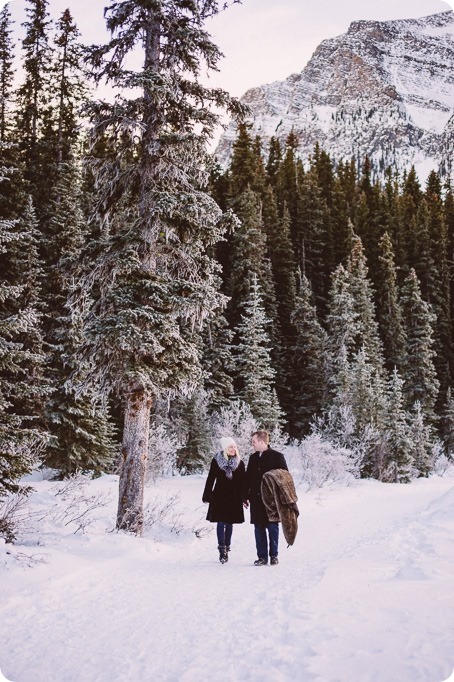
[202,430,298,565]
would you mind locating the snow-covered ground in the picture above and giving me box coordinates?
[1,471,453,682]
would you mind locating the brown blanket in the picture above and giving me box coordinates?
[261,469,299,546]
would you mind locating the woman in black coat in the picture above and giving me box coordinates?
[202,436,245,564]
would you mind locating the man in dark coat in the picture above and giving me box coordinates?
[244,430,288,565]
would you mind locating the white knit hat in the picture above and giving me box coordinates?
[220,436,237,451]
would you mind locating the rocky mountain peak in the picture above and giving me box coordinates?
[216,11,454,181]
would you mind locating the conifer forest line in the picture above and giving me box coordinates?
[1,1,453,534]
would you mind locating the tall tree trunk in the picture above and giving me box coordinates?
[116,384,152,533]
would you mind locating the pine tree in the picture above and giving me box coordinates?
[325,263,359,395]
[400,269,439,421]
[78,0,243,533]
[265,136,282,187]
[225,186,278,331]
[51,8,88,166]
[202,313,235,413]
[15,0,54,203]
[299,169,332,317]
[42,160,117,476]
[376,231,406,370]
[440,387,454,460]
[347,234,384,372]
[234,274,283,430]
[290,275,328,437]
[0,170,47,497]
[228,122,265,197]
[407,401,434,477]
[261,188,298,422]
[0,3,15,141]
[383,368,413,482]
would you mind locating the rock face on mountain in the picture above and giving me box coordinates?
[216,11,454,181]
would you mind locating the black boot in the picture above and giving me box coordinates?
[218,545,228,563]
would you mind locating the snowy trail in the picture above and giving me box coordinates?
[1,476,453,682]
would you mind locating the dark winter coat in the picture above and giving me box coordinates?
[202,457,246,524]
[244,447,288,525]
[261,469,299,546]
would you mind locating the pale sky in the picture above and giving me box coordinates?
[3,0,453,98]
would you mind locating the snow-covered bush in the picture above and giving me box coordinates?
[49,474,112,534]
[0,492,29,543]
[147,424,181,483]
[143,492,183,534]
[286,433,359,490]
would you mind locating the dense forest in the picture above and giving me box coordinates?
[1,0,453,535]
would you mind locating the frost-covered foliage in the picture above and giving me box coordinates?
[0,491,29,543]
[147,424,181,484]
[234,274,284,430]
[286,433,359,490]
[211,400,260,463]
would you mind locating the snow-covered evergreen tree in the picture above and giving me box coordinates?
[234,274,283,430]
[226,186,278,331]
[77,0,243,533]
[347,234,385,372]
[376,231,406,371]
[40,159,117,477]
[0,3,15,141]
[15,0,54,203]
[383,368,413,482]
[0,169,47,496]
[407,401,435,477]
[290,274,328,437]
[325,263,359,396]
[440,387,454,460]
[202,314,234,413]
[400,268,439,421]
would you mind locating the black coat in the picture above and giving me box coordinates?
[202,457,246,524]
[244,447,288,525]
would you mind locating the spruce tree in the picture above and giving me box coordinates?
[325,263,359,395]
[225,186,278,332]
[407,401,434,477]
[299,170,332,317]
[202,313,235,413]
[376,231,406,371]
[347,234,384,372]
[441,387,454,460]
[51,8,88,166]
[0,175,47,497]
[15,0,54,204]
[290,275,328,437]
[400,269,439,421]
[384,368,413,482]
[78,0,242,533]
[0,3,15,141]
[43,160,117,476]
[234,274,283,430]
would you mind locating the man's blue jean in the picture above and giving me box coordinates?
[217,522,233,547]
[254,522,279,560]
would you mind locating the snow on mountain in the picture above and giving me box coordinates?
[216,11,454,182]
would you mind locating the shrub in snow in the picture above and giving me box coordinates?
[47,474,113,534]
[143,492,183,535]
[286,433,359,490]
[0,492,29,543]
